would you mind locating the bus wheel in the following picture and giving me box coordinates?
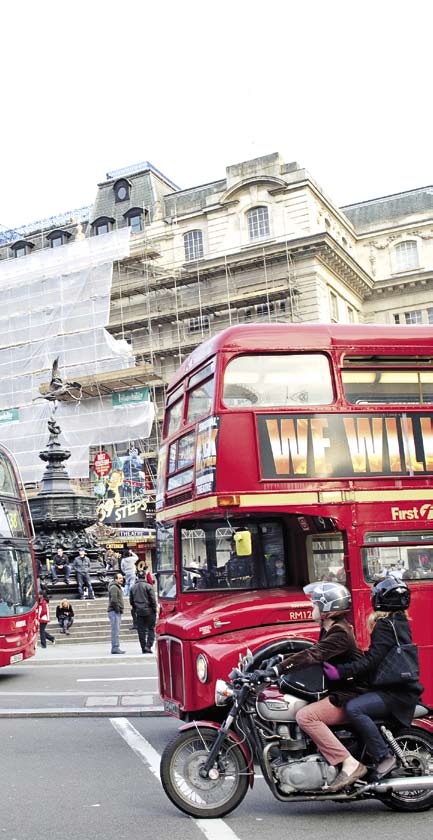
[380,728,433,812]
[160,726,249,818]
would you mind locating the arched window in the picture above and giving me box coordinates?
[247,206,270,240]
[184,230,204,261]
[113,178,131,203]
[393,241,419,273]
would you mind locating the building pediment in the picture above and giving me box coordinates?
[220,175,288,204]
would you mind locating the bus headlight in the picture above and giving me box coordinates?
[215,679,234,705]
[196,653,209,683]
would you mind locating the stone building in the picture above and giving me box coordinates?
[1,152,433,506]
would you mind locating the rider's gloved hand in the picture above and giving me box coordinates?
[261,654,284,670]
[323,661,341,681]
[249,668,278,684]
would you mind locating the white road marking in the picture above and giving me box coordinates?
[110,718,243,840]
[77,676,156,682]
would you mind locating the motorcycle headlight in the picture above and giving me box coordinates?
[196,653,209,683]
[215,679,234,705]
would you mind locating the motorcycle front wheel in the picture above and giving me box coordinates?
[160,726,250,818]
[380,728,433,812]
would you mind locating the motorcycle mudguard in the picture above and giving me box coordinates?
[411,716,433,735]
[179,720,255,788]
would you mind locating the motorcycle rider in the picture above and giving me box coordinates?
[324,576,423,788]
[251,581,368,790]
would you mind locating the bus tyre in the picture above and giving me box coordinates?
[380,728,433,812]
[160,726,250,818]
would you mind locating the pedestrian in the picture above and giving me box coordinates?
[104,547,120,571]
[129,571,157,653]
[107,573,125,654]
[56,598,74,634]
[73,548,95,600]
[38,593,55,648]
[120,548,138,596]
[50,547,72,586]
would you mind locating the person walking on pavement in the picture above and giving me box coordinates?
[38,593,56,648]
[73,548,95,600]
[108,573,125,654]
[50,547,72,586]
[56,599,74,634]
[120,548,138,596]
[129,571,157,653]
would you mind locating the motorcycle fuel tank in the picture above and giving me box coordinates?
[257,685,308,721]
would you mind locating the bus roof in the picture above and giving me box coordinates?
[168,323,433,392]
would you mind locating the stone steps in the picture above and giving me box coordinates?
[46,596,138,645]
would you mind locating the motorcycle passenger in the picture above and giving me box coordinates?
[251,581,368,789]
[324,576,423,786]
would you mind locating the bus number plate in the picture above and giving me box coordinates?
[164,699,180,716]
[10,653,23,664]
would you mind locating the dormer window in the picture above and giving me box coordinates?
[11,240,34,258]
[124,207,145,233]
[114,178,131,203]
[91,216,115,236]
[46,229,72,249]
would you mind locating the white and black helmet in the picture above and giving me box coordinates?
[303,581,352,614]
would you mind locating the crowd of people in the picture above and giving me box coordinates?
[36,544,157,654]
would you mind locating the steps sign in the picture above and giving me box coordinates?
[94,451,112,477]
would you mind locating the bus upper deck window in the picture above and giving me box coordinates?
[164,385,185,438]
[342,368,433,405]
[223,354,334,407]
[184,362,215,425]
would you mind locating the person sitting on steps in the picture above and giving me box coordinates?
[56,599,74,634]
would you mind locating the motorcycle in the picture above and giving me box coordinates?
[160,649,433,818]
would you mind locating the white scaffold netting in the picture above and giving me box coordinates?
[0,228,155,483]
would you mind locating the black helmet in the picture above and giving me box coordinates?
[371,576,410,611]
[303,581,351,614]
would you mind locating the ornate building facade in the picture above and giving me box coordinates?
[1,152,433,503]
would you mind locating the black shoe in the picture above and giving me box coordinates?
[51,639,56,646]
[129,626,137,631]
[143,648,152,653]
[375,755,397,779]
[111,650,126,655]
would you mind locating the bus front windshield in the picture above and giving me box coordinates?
[181,519,286,591]
[0,547,36,615]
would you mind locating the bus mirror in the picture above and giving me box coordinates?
[234,530,252,557]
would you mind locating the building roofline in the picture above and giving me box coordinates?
[342,184,433,211]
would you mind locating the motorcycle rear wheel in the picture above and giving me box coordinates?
[380,728,433,812]
[160,726,250,818]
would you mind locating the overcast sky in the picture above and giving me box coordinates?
[1,0,432,230]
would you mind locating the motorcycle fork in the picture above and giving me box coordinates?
[200,686,250,777]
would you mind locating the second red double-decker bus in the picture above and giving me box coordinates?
[156,324,433,719]
[0,444,38,667]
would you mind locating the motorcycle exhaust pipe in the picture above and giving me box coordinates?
[363,775,433,794]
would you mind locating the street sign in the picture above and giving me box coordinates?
[0,408,19,423]
[112,387,149,407]
[93,451,112,477]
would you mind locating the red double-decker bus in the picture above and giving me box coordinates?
[156,324,433,719]
[0,444,38,667]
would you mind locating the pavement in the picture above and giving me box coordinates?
[24,639,147,666]
[0,640,167,719]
